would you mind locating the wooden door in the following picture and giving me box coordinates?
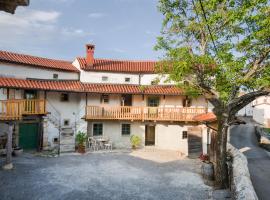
[122,94,132,106]
[145,125,155,145]
[187,127,202,158]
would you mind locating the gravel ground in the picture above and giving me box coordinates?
[0,152,212,200]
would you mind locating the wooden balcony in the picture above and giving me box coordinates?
[86,106,207,122]
[0,99,46,121]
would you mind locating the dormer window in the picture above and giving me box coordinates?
[125,77,131,82]
[102,76,108,81]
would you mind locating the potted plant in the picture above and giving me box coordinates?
[75,131,87,154]
[130,135,141,149]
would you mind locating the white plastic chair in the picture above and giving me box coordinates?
[104,141,113,151]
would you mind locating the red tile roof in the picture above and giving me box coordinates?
[193,112,216,122]
[77,57,156,73]
[0,50,79,72]
[0,77,183,95]
[0,77,82,92]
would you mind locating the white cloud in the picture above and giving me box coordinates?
[0,8,91,50]
[88,12,107,19]
[0,8,60,28]
[61,28,93,37]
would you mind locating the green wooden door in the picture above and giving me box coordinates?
[19,123,39,150]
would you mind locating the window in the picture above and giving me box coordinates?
[147,97,160,107]
[60,93,69,102]
[102,76,108,81]
[182,131,188,139]
[151,80,157,85]
[63,119,70,126]
[183,98,191,107]
[53,74,59,79]
[8,89,15,99]
[101,94,109,104]
[93,123,103,136]
[24,90,37,99]
[125,77,131,82]
[121,124,131,136]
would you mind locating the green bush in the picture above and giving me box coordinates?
[130,135,141,149]
[75,131,87,146]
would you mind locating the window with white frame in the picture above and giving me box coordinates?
[93,123,103,136]
[121,124,131,136]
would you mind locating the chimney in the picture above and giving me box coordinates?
[86,44,95,67]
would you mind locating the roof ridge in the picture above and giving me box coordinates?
[77,57,157,63]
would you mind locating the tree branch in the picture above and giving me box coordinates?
[228,89,270,115]
[243,47,270,81]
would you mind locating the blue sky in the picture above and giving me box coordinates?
[0,0,163,61]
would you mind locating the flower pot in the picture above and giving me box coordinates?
[13,147,23,156]
[201,161,214,185]
[77,145,86,154]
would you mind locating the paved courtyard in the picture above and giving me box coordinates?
[0,151,212,200]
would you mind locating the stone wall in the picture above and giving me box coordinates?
[255,126,270,145]
[227,143,258,200]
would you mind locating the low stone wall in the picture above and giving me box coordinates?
[227,143,258,200]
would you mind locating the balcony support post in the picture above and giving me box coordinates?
[3,122,14,170]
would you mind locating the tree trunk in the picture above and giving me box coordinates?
[214,112,229,189]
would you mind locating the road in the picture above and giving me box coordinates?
[230,122,270,200]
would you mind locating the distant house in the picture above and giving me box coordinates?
[252,96,270,127]
[0,44,213,156]
[237,91,253,117]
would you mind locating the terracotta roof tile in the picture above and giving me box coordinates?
[193,112,216,122]
[0,77,183,95]
[0,77,82,92]
[0,50,79,72]
[77,57,156,73]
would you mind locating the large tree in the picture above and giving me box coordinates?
[155,0,270,188]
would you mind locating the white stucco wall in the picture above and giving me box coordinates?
[88,121,145,148]
[81,71,140,84]
[252,105,265,125]
[0,62,79,80]
[237,103,253,116]
[45,92,87,147]
[155,124,188,154]
[140,74,172,85]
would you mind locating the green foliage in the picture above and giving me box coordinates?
[75,131,87,146]
[156,0,270,104]
[130,135,142,149]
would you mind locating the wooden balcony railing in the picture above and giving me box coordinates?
[0,99,46,120]
[86,106,207,122]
